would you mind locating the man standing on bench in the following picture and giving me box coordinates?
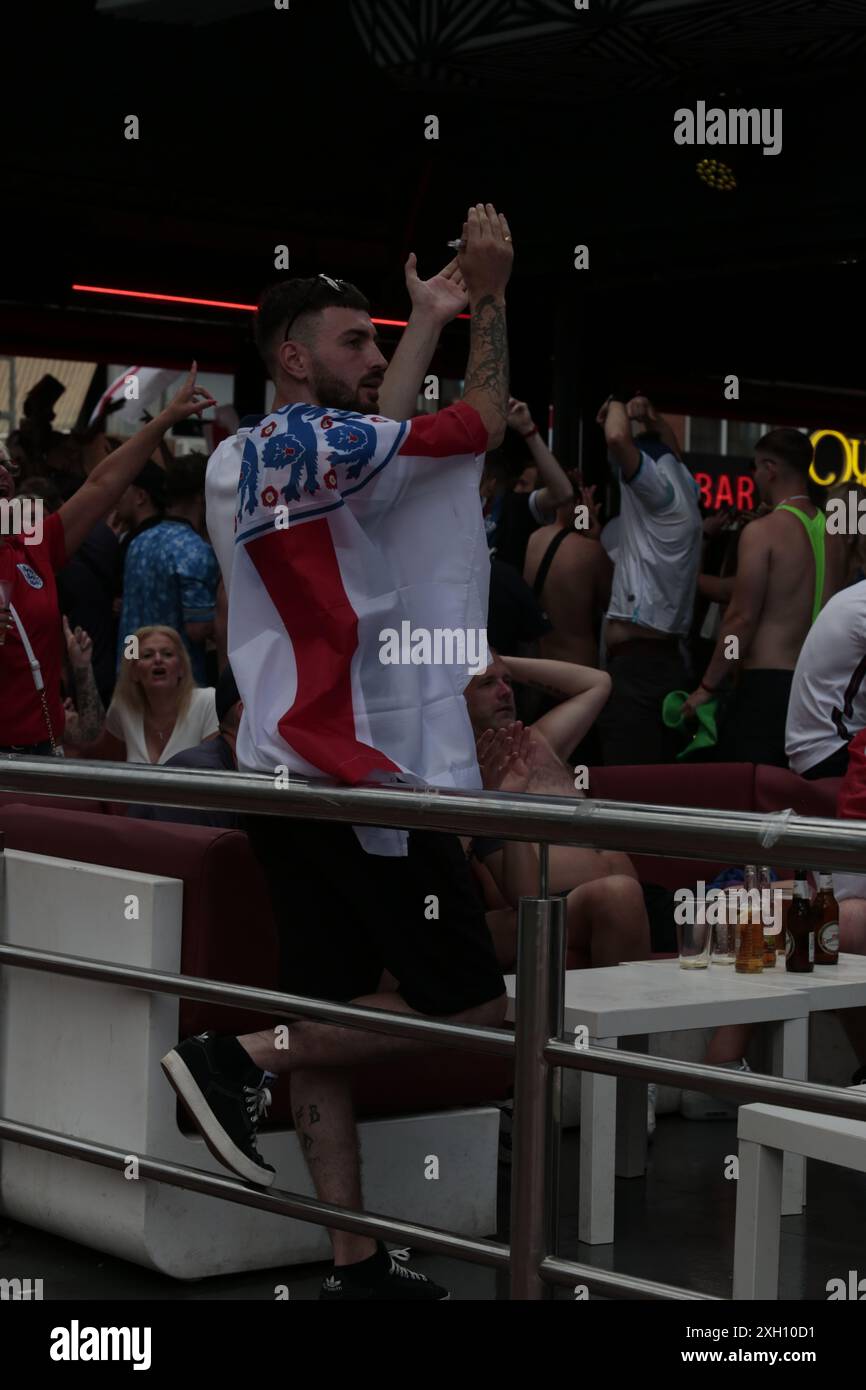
[163,205,513,1300]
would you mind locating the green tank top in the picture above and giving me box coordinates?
[775,504,826,625]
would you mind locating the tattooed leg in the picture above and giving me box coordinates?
[290,1068,375,1266]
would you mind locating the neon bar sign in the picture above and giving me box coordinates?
[809,430,866,486]
[693,471,755,511]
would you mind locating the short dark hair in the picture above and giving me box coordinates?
[254,276,370,373]
[166,453,207,506]
[132,459,168,512]
[755,428,813,475]
[13,475,63,513]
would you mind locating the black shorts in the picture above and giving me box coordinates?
[802,744,850,780]
[242,815,505,1017]
[597,639,691,766]
[718,669,793,768]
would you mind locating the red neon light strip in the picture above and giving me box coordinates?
[73,283,256,311]
[72,283,470,325]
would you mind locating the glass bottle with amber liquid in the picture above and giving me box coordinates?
[812,872,840,965]
[785,868,814,973]
[759,864,777,967]
[735,864,764,973]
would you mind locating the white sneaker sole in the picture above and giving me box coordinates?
[161,1048,276,1188]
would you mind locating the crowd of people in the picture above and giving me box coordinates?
[2,200,866,1299]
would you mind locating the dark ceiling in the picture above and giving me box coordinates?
[4,0,866,423]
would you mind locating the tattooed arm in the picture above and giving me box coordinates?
[458,203,514,449]
[71,663,105,743]
[62,618,105,744]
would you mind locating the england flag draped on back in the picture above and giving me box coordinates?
[218,399,490,854]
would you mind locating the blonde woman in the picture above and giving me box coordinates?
[94,626,217,765]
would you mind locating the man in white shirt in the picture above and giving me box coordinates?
[787,580,866,1086]
[164,207,514,1302]
[786,579,866,779]
[595,393,703,764]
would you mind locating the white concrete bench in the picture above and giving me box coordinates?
[733,1098,866,1299]
[0,848,499,1280]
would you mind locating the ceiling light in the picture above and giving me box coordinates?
[696,158,737,192]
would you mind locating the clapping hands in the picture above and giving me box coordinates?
[405,254,469,326]
[476,720,535,794]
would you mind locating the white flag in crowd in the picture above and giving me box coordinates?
[89,366,183,428]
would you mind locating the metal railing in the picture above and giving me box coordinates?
[1,754,866,1301]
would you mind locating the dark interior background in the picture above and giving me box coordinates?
[4,0,866,474]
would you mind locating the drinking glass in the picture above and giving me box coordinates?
[711,889,738,964]
[677,914,711,969]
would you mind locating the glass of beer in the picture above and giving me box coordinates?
[677,911,711,969]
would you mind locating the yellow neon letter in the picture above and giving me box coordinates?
[809,430,851,486]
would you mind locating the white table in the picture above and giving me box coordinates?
[733,1097,866,1298]
[735,951,866,1011]
[504,961,812,1245]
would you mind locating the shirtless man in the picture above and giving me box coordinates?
[684,428,846,766]
[595,393,703,765]
[464,650,642,894]
[523,497,612,668]
[463,652,650,967]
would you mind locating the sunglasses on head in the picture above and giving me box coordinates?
[283,274,348,341]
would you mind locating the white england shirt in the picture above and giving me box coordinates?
[606,438,703,636]
[785,580,866,774]
[206,401,490,854]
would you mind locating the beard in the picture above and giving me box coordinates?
[309,363,379,415]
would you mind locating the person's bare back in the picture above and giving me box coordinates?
[523,524,612,668]
[743,507,845,670]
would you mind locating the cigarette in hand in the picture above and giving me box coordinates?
[447,238,466,250]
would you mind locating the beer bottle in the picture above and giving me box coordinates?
[785,868,814,973]
[759,864,777,967]
[812,872,840,965]
[735,863,764,973]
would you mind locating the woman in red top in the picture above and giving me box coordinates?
[0,367,214,755]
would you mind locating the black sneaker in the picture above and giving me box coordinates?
[318,1245,450,1300]
[161,1032,276,1187]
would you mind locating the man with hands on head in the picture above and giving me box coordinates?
[467,717,650,971]
[595,391,702,765]
[483,396,573,573]
[464,651,648,912]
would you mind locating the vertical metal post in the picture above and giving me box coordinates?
[510,895,553,1300]
[0,830,6,1102]
[538,840,549,900]
[0,830,6,941]
[545,891,567,1258]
